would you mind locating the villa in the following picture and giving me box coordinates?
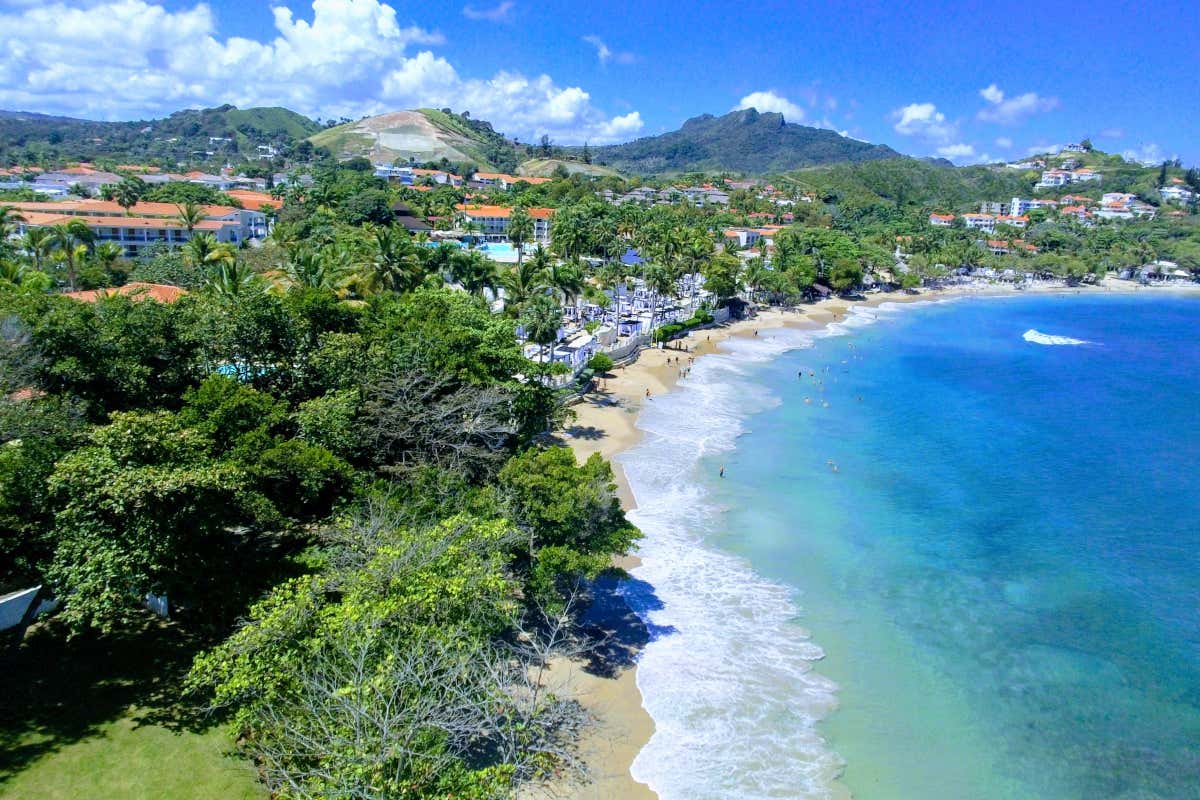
[961,213,997,233]
[929,213,955,227]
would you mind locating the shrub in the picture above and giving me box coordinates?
[586,353,614,374]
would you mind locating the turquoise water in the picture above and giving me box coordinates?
[620,294,1200,799]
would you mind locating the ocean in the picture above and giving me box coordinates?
[618,293,1200,800]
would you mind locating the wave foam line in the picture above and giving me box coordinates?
[616,318,900,799]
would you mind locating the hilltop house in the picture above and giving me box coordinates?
[1160,185,1195,204]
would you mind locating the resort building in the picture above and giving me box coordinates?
[929,213,955,227]
[7,199,265,256]
[455,204,554,243]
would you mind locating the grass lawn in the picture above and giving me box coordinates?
[0,711,262,800]
[1,617,264,800]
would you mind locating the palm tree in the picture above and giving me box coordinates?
[20,227,54,273]
[282,246,348,292]
[500,247,550,316]
[113,177,145,215]
[183,232,226,268]
[93,241,125,276]
[645,263,677,338]
[448,249,500,299]
[362,225,425,295]
[50,219,93,291]
[0,258,30,286]
[548,257,585,315]
[743,258,767,303]
[0,205,26,239]
[520,293,564,365]
[176,202,205,234]
[206,260,260,303]
[506,205,534,272]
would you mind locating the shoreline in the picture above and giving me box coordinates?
[551,278,1200,799]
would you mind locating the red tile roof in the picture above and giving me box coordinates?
[63,282,188,304]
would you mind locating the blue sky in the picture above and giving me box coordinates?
[0,0,1196,164]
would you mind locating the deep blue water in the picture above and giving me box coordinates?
[707,295,1200,799]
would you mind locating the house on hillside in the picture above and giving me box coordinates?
[929,213,955,227]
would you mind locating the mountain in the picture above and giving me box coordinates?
[588,108,901,175]
[0,105,320,166]
[310,109,522,172]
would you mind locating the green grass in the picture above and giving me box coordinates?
[0,618,264,800]
[0,713,262,800]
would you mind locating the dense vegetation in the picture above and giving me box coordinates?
[0,105,320,169]
[0,160,646,797]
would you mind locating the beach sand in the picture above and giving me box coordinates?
[536,279,1199,799]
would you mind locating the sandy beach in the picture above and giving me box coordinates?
[543,278,1199,799]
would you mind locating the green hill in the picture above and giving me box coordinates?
[0,104,319,167]
[587,108,901,176]
[517,158,622,178]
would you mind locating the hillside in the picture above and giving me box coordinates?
[517,158,623,178]
[310,109,521,172]
[0,104,319,166]
[588,108,901,175]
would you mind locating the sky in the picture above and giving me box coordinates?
[0,0,1196,165]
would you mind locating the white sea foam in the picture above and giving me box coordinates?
[1023,328,1091,346]
[617,317,898,799]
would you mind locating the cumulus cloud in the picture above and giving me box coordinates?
[890,102,957,142]
[735,91,805,122]
[0,0,640,143]
[977,84,1059,124]
[582,35,635,66]
[462,1,514,21]
[995,136,1013,149]
[381,53,642,143]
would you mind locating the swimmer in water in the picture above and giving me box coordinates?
[805,397,812,403]
[719,465,725,478]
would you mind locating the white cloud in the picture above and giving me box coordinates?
[1122,143,1170,166]
[977,84,1059,124]
[381,54,642,143]
[582,35,635,66]
[890,102,956,143]
[1026,143,1064,157]
[995,136,1013,149]
[937,143,975,159]
[1100,127,1124,139]
[980,84,1004,105]
[462,1,514,21]
[0,0,640,144]
[735,90,805,122]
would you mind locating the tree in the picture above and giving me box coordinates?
[1158,161,1169,188]
[448,248,500,299]
[45,411,256,631]
[361,225,425,295]
[49,218,93,291]
[500,248,549,315]
[520,293,563,364]
[701,252,742,303]
[507,206,535,272]
[176,202,205,233]
[112,176,147,214]
[547,257,584,309]
[498,447,640,601]
[21,227,54,273]
[0,205,26,240]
